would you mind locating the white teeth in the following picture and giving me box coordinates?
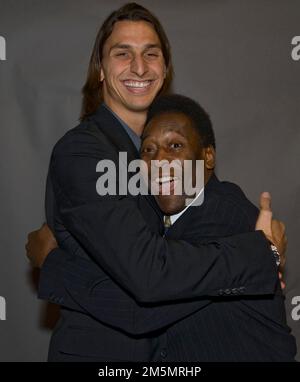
[155,176,178,184]
[124,80,151,88]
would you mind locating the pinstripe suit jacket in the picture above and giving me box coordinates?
[161,174,296,361]
[38,105,285,361]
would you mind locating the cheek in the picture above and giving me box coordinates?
[140,157,152,171]
[145,159,151,169]
[183,149,198,162]
[151,61,166,79]
[176,152,191,164]
[106,60,128,79]
[140,153,149,161]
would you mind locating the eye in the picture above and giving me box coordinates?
[114,51,130,58]
[170,142,183,149]
[144,50,161,59]
[141,146,156,154]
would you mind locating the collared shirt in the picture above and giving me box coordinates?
[169,187,204,225]
[103,103,141,151]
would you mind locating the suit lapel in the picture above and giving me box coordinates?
[89,104,163,224]
[166,175,221,239]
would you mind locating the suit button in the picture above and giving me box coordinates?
[239,287,245,294]
[160,349,167,359]
[231,288,238,295]
[218,289,224,296]
[224,289,231,295]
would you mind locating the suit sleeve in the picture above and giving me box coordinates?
[37,191,277,335]
[46,129,277,304]
[39,249,211,334]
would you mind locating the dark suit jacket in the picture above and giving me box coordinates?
[39,104,280,361]
[161,175,296,361]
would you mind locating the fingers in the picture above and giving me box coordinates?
[42,223,54,237]
[272,220,285,232]
[25,234,33,260]
[271,219,287,257]
[255,192,273,237]
[25,240,32,263]
[25,226,42,262]
[271,219,283,233]
[278,272,286,290]
[259,192,272,212]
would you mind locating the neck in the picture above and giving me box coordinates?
[104,99,146,136]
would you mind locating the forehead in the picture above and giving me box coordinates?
[105,20,161,49]
[144,112,194,135]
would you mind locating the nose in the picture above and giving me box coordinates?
[153,148,174,165]
[130,54,148,77]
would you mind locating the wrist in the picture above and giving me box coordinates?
[268,241,281,267]
[40,247,60,270]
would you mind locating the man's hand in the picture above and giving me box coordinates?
[255,192,287,279]
[270,219,287,269]
[26,223,58,268]
[278,271,286,290]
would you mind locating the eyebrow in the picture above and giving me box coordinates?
[142,128,187,141]
[110,43,162,52]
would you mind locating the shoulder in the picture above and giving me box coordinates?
[217,180,258,213]
[204,177,259,231]
[51,118,113,159]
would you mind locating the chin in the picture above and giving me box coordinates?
[125,97,156,111]
[156,196,185,216]
[128,102,152,112]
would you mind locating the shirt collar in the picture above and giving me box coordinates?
[102,103,141,151]
[169,187,204,225]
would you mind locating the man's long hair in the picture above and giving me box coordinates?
[80,2,174,121]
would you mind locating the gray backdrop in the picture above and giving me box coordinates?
[0,0,299,362]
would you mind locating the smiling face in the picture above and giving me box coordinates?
[141,112,215,215]
[100,20,166,122]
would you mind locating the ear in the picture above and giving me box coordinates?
[100,67,105,82]
[163,65,167,79]
[203,146,216,170]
